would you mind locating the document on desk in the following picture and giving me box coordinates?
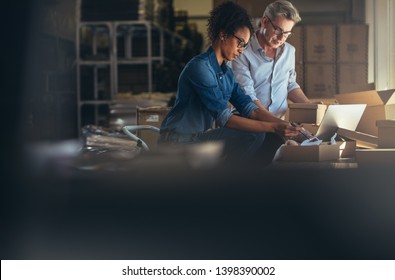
[300,137,322,146]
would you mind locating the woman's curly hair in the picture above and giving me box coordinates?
[207,1,254,44]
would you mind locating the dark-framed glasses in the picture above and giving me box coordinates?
[232,34,249,49]
[267,17,292,38]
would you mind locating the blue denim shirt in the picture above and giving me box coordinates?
[160,47,258,134]
[231,34,300,118]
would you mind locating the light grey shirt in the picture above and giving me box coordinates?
[231,33,300,118]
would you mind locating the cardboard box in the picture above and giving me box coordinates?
[273,142,339,162]
[337,24,368,63]
[304,63,337,98]
[356,148,395,165]
[287,25,304,64]
[336,89,395,136]
[137,106,170,150]
[376,119,395,148]
[295,62,304,89]
[288,103,327,125]
[308,98,338,105]
[304,25,336,63]
[337,127,378,149]
[337,138,357,158]
[337,63,369,94]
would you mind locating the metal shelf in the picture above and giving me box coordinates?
[76,19,174,132]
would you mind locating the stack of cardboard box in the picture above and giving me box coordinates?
[336,24,369,94]
[287,23,371,98]
[304,25,337,98]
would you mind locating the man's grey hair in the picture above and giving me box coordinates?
[263,0,301,23]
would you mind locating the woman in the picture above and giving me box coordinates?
[159,1,300,163]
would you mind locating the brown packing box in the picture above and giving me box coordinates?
[337,63,369,94]
[337,138,357,158]
[295,63,304,89]
[304,63,337,98]
[336,89,395,136]
[376,119,395,148]
[337,127,378,149]
[137,106,170,150]
[356,148,395,165]
[274,142,339,162]
[337,24,368,63]
[287,25,304,64]
[304,25,336,63]
[308,98,339,105]
[288,103,327,125]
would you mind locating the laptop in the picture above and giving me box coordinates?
[315,104,367,141]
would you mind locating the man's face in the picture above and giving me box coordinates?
[262,16,294,48]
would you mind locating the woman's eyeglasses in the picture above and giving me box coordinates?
[232,34,249,49]
[267,17,292,38]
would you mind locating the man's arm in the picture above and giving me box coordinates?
[287,88,311,103]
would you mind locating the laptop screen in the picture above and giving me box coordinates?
[315,104,366,141]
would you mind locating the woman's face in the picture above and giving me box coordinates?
[221,26,251,61]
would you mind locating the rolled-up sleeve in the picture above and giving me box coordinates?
[287,67,300,93]
[231,55,258,102]
[229,82,259,118]
[217,108,233,127]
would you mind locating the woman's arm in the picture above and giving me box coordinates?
[225,113,300,138]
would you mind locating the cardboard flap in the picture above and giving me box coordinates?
[378,89,395,105]
[336,90,384,106]
[337,127,378,148]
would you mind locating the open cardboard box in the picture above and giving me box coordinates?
[336,89,395,136]
[273,136,355,162]
[273,142,339,162]
[288,103,327,125]
[337,137,357,158]
[337,127,378,149]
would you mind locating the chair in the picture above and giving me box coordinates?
[122,125,160,152]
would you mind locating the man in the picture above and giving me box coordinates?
[231,0,312,162]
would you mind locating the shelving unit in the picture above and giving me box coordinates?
[76,17,183,133]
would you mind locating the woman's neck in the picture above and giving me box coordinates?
[212,42,224,66]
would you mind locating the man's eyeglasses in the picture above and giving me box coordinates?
[267,17,292,38]
[232,34,249,49]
